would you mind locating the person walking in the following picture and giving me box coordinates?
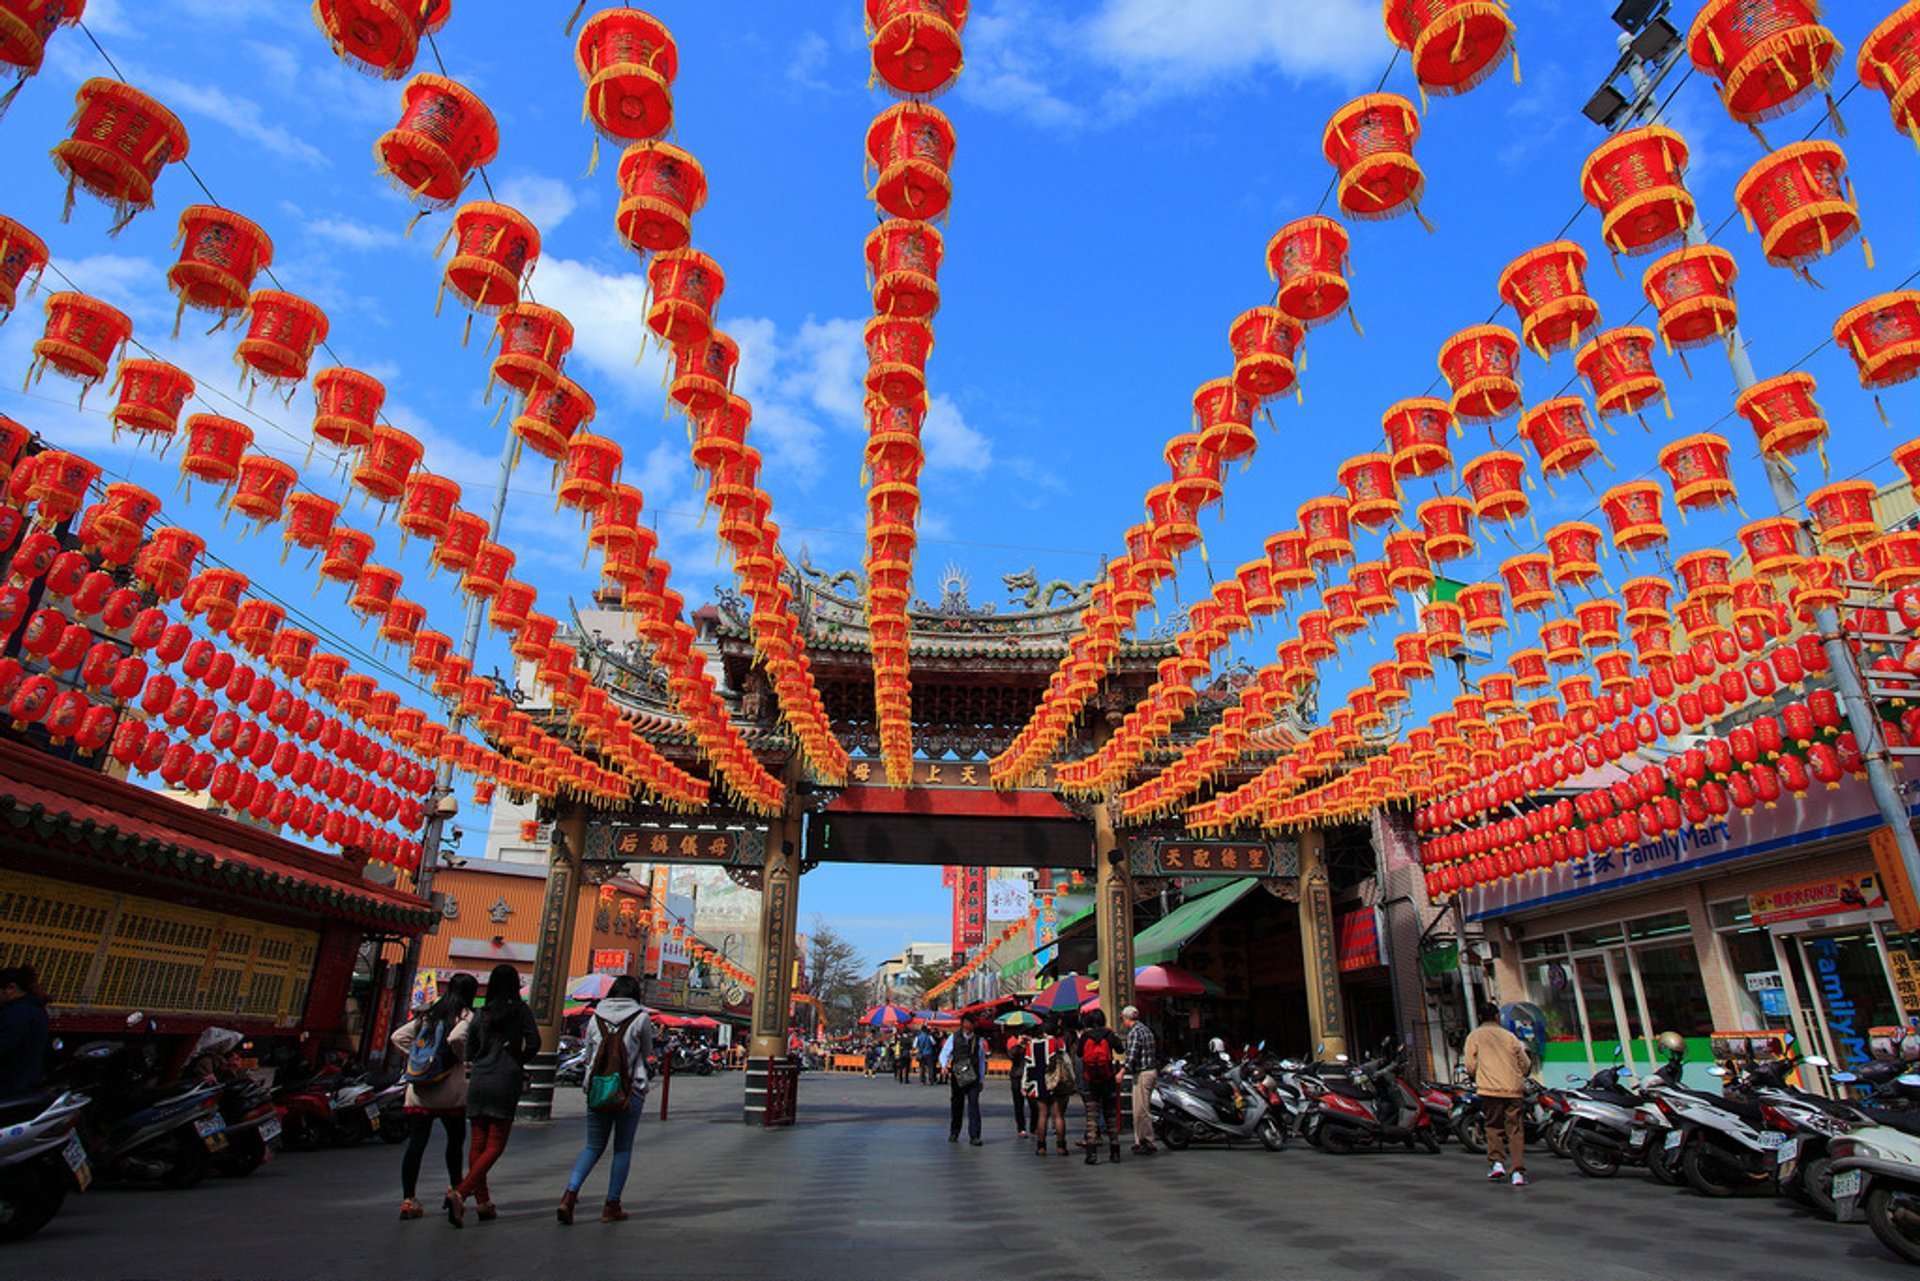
[1121,1005,1159,1155]
[445,965,541,1226]
[1031,1016,1076,1156]
[915,1026,937,1085]
[391,973,477,1221]
[1007,1032,1038,1139]
[940,1015,987,1145]
[558,974,654,1224]
[1077,1010,1123,1164]
[896,1031,914,1084]
[0,966,51,1097]
[1464,1002,1533,1187]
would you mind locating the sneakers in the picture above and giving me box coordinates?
[948,1132,959,1143]
[399,1199,425,1220]
[969,1138,982,1146]
[1486,1162,1507,1180]
[1511,1170,1530,1187]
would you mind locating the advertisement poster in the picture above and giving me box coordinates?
[1749,874,1886,927]
[986,877,1031,922]
[656,890,694,973]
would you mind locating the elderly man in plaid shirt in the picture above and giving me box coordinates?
[1121,1006,1159,1155]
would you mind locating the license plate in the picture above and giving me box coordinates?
[365,1104,381,1131]
[61,1133,91,1190]
[194,1115,225,1138]
[1832,1169,1863,1200]
[1664,1129,1683,1151]
[260,1117,281,1144]
[1759,1131,1786,1149]
[1628,1126,1647,1148]
[1777,1137,1800,1166]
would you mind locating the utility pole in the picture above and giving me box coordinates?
[1594,9,1920,901]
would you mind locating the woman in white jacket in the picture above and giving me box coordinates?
[557,974,655,1224]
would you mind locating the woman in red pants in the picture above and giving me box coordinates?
[445,965,541,1225]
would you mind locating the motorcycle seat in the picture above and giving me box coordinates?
[1324,1080,1374,1101]
[1862,1107,1920,1137]
[0,1089,60,1127]
[1581,1087,1642,1110]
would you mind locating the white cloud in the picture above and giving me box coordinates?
[787,31,833,93]
[524,255,672,407]
[303,216,404,251]
[492,174,581,235]
[922,395,993,473]
[128,68,329,169]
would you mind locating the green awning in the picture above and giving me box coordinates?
[1000,952,1035,979]
[1094,877,1261,971]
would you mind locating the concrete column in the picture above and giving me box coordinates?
[1093,798,1135,1027]
[1298,827,1348,1061]
[521,806,587,1121]
[743,803,797,1125]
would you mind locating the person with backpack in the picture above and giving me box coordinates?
[1030,1016,1077,1157]
[1007,1032,1038,1140]
[1077,1009,1124,1164]
[444,965,541,1226]
[939,1015,988,1145]
[390,972,477,1221]
[558,974,654,1224]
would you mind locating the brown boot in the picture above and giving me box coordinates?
[1109,1141,1123,1163]
[602,1199,628,1222]
[556,1190,578,1226]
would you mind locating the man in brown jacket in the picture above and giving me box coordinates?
[1463,1003,1533,1186]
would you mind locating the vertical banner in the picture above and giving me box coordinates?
[644,865,669,975]
[961,867,987,950]
[1871,826,1920,932]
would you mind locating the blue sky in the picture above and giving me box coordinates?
[1,2,1915,971]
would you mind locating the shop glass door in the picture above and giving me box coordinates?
[1571,953,1635,1075]
[1794,930,1902,1071]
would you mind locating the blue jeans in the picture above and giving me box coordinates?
[568,1104,642,1198]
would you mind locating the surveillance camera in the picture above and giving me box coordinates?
[433,793,459,819]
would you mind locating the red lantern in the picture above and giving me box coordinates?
[1643,245,1738,352]
[1740,516,1804,578]
[166,205,272,330]
[230,597,285,655]
[1416,496,1475,563]
[319,525,375,587]
[0,214,48,322]
[133,527,203,600]
[1498,241,1599,357]
[1806,479,1879,550]
[281,492,340,560]
[1687,0,1840,125]
[312,0,448,79]
[1517,397,1603,477]
[106,358,193,442]
[1867,532,1920,592]
[397,471,460,546]
[1461,451,1528,526]
[866,218,943,321]
[1458,583,1505,638]
[351,425,422,505]
[180,414,252,488]
[1575,326,1665,419]
[1543,619,1584,667]
[1833,292,1920,389]
[1195,379,1257,463]
[463,541,514,600]
[574,6,677,145]
[438,201,540,318]
[1163,434,1222,512]
[29,291,130,401]
[1599,480,1666,554]
[1336,453,1398,528]
[866,102,955,222]
[1381,398,1450,478]
[1298,496,1354,566]
[1421,600,1465,657]
[1734,141,1863,269]
[375,72,498,212]
[1382,0,1515,98]
[559,433,622,515]
[50,78,188,226]
[1228,307,1303,403]
[1497,553,1552,613]
[1383,529,1432,595]
[1735,370,1826,462]
[863,316,933,408]
[1544,523,1604,588]
[1437,325,1522,422]
[1321,94,1424,222]
[1789,555,1845,620]
[227,454,297,528]
[236,290,327,394]
[1583,131,1696,270]
[1656,433,1737,512]
[1860,6,1920,145]
[306,366,384,453]
[1266,216,1349,328]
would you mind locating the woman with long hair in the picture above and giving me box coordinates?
[1030,1014,1077,1156]
[557,973,654,1224]
[445,965,541,1225]
[390,972,477,1220]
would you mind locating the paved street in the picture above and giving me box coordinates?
[10,1074,1913,1280]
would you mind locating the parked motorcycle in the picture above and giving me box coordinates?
[1655,1050,1831,1198]
[1311,1042,1442,1155]
[0,1090,90,1242]
[183,1029,280,1176]
[1149,1055,1286,1151]
[1829,1083,1920,1265]
[59,1038,226,1189]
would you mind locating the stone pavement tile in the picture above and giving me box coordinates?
[8,1074,1913,1281]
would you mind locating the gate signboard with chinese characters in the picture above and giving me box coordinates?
[1123,834,1298,879]
[587,824,763,867]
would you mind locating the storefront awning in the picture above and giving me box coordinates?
[1096,877,1261,970]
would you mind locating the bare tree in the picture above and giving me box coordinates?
[803,917,868,1029]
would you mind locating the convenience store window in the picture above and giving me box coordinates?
[1520,907,1713,1074]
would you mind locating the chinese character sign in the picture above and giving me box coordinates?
[608,826,739,864]
[1152,841,1274,876]
[986,877,1031,922]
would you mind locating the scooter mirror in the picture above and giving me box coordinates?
[1801,1055,1830,1069]
[1620,1066,1635,1077]
[1782,1032,1795,1048]
[1830,1072,1858,1083]
[1612,1043,1624,1060]
[1899,1074,1920,1088]
[1707,1065,1728,1077]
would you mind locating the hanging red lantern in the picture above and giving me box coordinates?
[1194,379,1257,463]
[347,564,401,620]
[1336,453,1398,528]
[1416,496,1475,562]
[1867,532,1920,592]
[1228,306,1303,403]
[1806,479,1879,550]
[1643,245,1738,352]
[1599,481,1666,554]
[1421,600,1465,656]
[1437,326,1522,422]
[351,425,423,505]
[1580,125,1693,258]
[397,471,460,546]
[437,201,539,320]
[1542,619,1585,668]
[864,316,934,407]
[1860,7,1920,145]
[19,451,93,529]
[587,483,644,556]
[559,433,622,515]
[1499,242,1599,358]
[0,214,48,322]
[182,567,245,633]
[1673,549,1734,604]
[1382,529,1432,595]
[1264,528,1312,592]
[279,492,338,562]
[1734,370,1825,462]
[1739,516,1804,578]
[512,376,595,462]
[1575,326,1666,419]
[1789,555,1845,620]
[1321,94,1425,222]
[865,217,943,322]
[428,509,488,577]
[1677,594,1726,642]
[133,527,203,600]
[230,597,285,656]
[1656,433,1737,512]
[866,102,955,222]
[306,366,384,453]
[1298,495,1355,566]
[1458,583,1504,638]
[29,291,130,402]
[669,331,738,420]
[235,290,327,395]
[165,205,272,331]
[1494,553,1550,613]
[1687,0,1840,125]
[1382,0,1515,98]
[94,481,157,546]
[487,304,573,404]
[1163,434,1222,512]
[1266,216,1349,328]
[1517,397,1603,477]
[1544,523,1604,588]
[311,0,447,79]
[1382,397,1450,478]
[575,6,677,147]
[1832,292,1920,389]
[50,78,188,227]
[319,525,375,588]
[106,358,193,442]
[1734,141,1864,269]
[463,540,514,600]
[374,72,498,211]
[179,414,252,488]
[227,454,297,528]
[1461,451,1529,526]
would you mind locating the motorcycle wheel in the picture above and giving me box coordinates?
[160,1131,210,1190]
[1681,1139,1747,1198]
[1257,1116,1285,1152]
[1159,1116,1193,1151]
[0,1167,64,1243]
[1646,1139,1682,1185]
[1320,1125,1356,1155]
[1800,1153,1840,1220]
[1417,1127,1442,1154]
[1868,1186,1920,1267]
[214,1132,266,1177]
[1456,1114,1486,1155]
[697,1061,714,1077]
[1570,1137,1621,1178]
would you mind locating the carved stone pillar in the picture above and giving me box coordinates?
[521,805,586,1121]
[1298,826,1348,1061]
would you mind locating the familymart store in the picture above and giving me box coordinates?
[1470,774,1920,1080]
